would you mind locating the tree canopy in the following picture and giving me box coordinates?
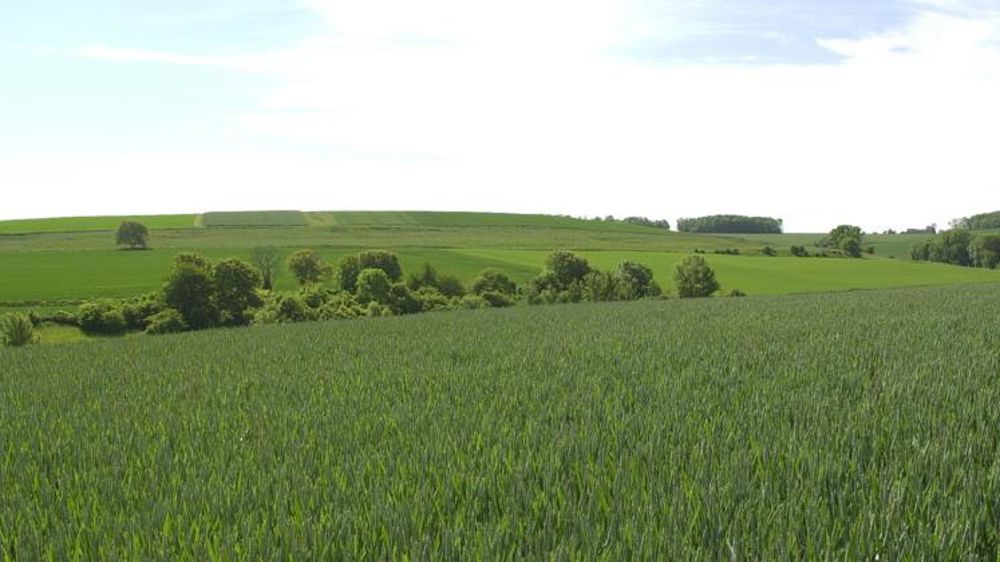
[116,221,149,250]
[287,250,330,286]
[951,211,1000,231]
[676,215,782,234]
[674,255,720,298]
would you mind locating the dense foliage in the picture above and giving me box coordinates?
[4,285,1000,558]
[821,224,864,258]
[910,230,1000,269]
[676,215,783,234]
[526,251,662,304]
[950,210,1000,231]
[0,313,36,346]
[286,250,330,286]
[674,255,720,297]
[597,215,671,230]
[115,220,149,250]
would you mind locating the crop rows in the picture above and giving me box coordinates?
[3,285,1000,559]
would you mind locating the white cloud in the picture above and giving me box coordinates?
[38,1,1000,230]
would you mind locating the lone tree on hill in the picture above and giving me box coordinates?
[116,221,149,250]
[674,255,720,298]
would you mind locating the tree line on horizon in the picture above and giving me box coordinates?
[676,215,783,234]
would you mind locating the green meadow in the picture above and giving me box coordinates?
[1,211,997,307]
[2,247,997,305]
[0,214,197,234]
[714,232,934,259]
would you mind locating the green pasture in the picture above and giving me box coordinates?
[2,246,997,305]
[1,211,996,306]
[713,232,934,260]
[201,211,308,227]
[454,249,1000,295]
[0,214,197,234]
[0,225,748,253]
[304,210,652,231]
[5,285,1000,558]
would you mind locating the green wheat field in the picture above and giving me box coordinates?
[3,285,1000,559]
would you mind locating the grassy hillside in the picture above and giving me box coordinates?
[1,211,995,308]
[0,214,197,234]
[304,210,664,231]
[2,247,997,304]
[4,285,1000,558]
[201,210,309,227]
[709,232,933,259]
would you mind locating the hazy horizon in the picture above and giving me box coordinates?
[2,0,998,231]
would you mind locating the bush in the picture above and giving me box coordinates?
[762,245,777,257]
[1,313,36,346]
[581,270,619,302]
[457,295,488,310]
[214,258,263,326]
[365,302,393,317]
[287,250,330,285]
[729,289,747,297]
[317,291,364,320]
[674,256,720,298]
[144,309,188,335]
[358,250,403,282]
[336,255,362,292]
[545,251,591,288]
[121,293,165,331]
[409,263,466,297]
[436,274,466,298]
[78,300,127,335]
[615,261,660,299]
[252,294,314,325]
[790,245,809,257]
[35,310,78,326]
[414,287,452,312]
[389,283,422,315]
[471,268,517,296]
[356,269,392,305]
[164,254,218,330]
[480,291,515,308]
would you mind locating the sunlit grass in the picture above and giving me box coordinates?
[3,284,1000,558]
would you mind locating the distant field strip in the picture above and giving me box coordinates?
[0,225,753,253]
[452,249,1000,295]
[0,215,197,234]
[713,232,935,260]
[306,211,663,231]
[200,211,308,227]
[2,247,998,304]
[4,285,1000,558]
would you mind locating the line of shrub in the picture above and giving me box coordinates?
[9,248,727,343]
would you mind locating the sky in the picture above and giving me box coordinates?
[1,0,998,231]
